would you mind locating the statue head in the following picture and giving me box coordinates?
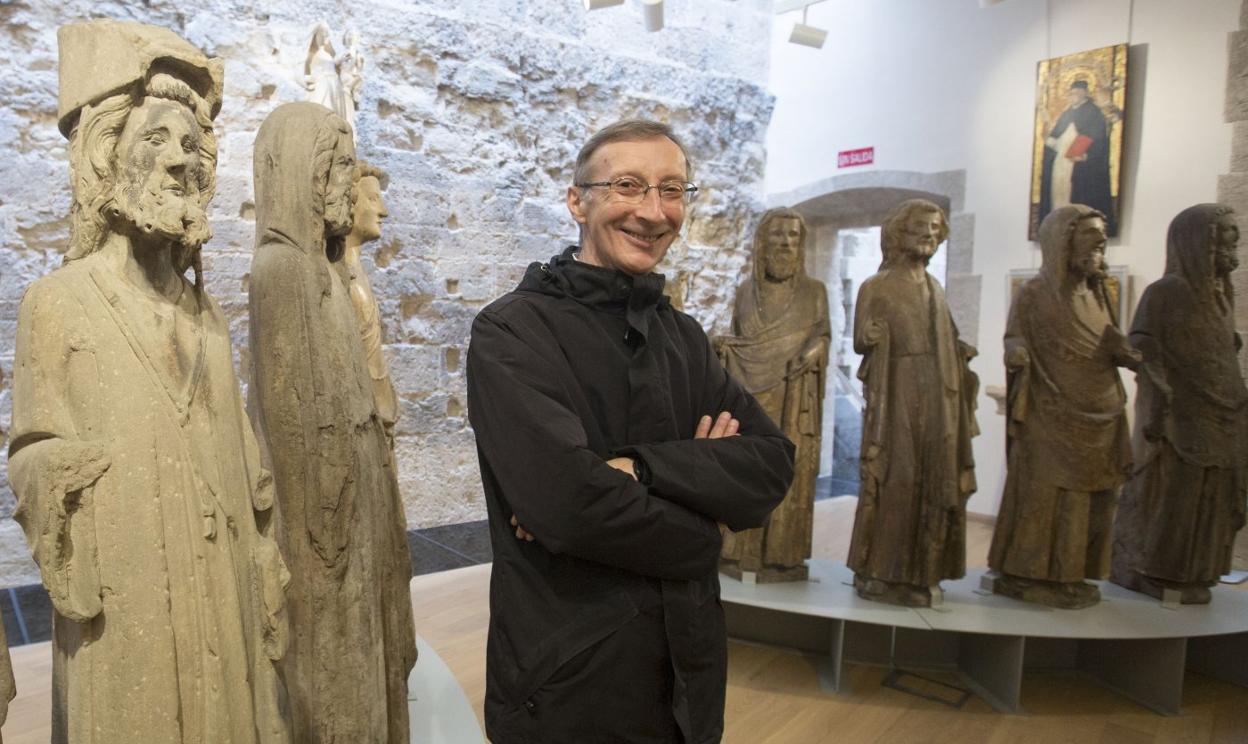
[1166,203,1238,288]
[752,208,807,283]
[880,199,948,269]
[1037,204,1108,287]
[254,102,357,262]
[58,21,223,285]
[349,162,389,245]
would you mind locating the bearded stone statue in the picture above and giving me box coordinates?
[248,102,417,742]
[7,21,289,742]
[717,208,830,582]
[846,199,979,607]
[1111,204,1248,604]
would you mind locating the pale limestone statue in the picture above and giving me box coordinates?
[718,209,830,582]
[7,20,289,742]
[1,621,13,743]
[248,102,417,742]
[342,162,399,447]
[1111,204,1248,604]
[846,199,979,607]
[303,22,353,137]
[340,28,365,132]
[988,205,1138,609]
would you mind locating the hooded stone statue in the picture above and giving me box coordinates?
[1111,203,1248,604]
[988,204,1137,609]
[717,208,829,582]
[248,101,417,742]
[8,20,288,743]
[846,199,979,607]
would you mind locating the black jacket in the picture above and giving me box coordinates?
[467,248,794,743]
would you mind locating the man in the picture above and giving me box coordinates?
[1038,79,1117,235]
[249,103,417,742]
[717,208,830,583]
[988,205,1137,609]
[342,162,400,452]
[1111,204,1248,604]
[467,119,794,743]
[7,20,288,742]
[1,621,12,744]
[847,199,979,607]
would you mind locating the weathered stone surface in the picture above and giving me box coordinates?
[947,213,976,276]
[1227,30,1248,122]
[946,273,983,350]
[0,2,774,588]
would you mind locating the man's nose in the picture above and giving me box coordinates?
[634,187,666,220]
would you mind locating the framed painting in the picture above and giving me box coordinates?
[1028,43,1128,240]
[1008,265,1131,330]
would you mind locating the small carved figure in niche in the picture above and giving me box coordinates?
[7,20,289,742]
[717,208,830,582]
[1110,203,1248,604]
[340,28,365,132]
[342,162,399,451]
[988,205,1138,609]
[248,102,417,742]
[846,199,979,607]
[303,22,350,131]
[1,621,13,743]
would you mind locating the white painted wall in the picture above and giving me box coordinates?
[767,0,1240,515]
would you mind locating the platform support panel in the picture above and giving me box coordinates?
[955,632,1025,713]
[1186,632,1248,688]
[1079,637,1186,716]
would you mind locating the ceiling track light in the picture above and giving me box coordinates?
[583,0,624,9]
[788,5,827,49]
[583,0,663,33]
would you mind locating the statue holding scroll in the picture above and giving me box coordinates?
[846,199,979,607]
[1111,204,1248,604]
[249,102,416,742]
[7,21,288,742]
[988,205,1137,609]
[718,208,830,582]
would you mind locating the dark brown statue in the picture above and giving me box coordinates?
[1111,203,1248,604]
[847,199,979,607]
[718,208,830,582]
[988,205,1138,609]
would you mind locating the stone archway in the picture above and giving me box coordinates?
[767,170,982,497]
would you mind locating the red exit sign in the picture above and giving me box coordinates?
[838,147,875,168]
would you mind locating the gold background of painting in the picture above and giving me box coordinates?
[1028,44,1128,238]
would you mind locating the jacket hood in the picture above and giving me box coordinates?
[253,101,351,261]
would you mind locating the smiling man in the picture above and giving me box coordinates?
[467,119,794,743]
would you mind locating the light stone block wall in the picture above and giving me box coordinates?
[0,1,775,587]
[1222,2,1248,379]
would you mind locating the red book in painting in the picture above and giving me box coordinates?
[1066,135,1093,158]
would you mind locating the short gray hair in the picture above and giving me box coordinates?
[573,119,694,185]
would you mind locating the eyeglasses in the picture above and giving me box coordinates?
[576,176,700,204]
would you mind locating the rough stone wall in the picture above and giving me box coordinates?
[0,0,775,587]
[1223,1,1248,380]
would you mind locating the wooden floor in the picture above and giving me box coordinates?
[4,498,1247,743]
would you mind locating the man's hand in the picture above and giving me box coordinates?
[695,411,740,439]
[510,514,535,542]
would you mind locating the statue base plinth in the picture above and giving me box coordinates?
[720,561,809,584]
[990,574,1101,610]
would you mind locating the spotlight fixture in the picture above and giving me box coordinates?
[642,0,664,32]
[583,0,624,9]
[788,6,827,49]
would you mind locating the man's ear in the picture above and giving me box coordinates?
[567,185,588,225]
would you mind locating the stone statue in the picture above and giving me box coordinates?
[340,28,365,133]
[248,102,417,742]
[846,199,979,607]
[1111,203,1248,604]
[1,621,13,743]
[303,22,354,138]
[717,208,830,582]
[7,20,289,742]
[342,162,399,448]
[987,205,1138,609]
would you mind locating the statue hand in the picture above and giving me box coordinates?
[1005,346,1030,371]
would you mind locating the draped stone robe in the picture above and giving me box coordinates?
[8,255,289,743]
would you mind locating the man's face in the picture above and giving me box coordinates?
[900,210,943,261]
[1067,87,1089,108]
[1068,216,1108,279]
[350,175,388,243]
[113,97,204,243]
[324,131,356,237]
[1213,212,1240,275]
[761,217,802,282]
[566,136,687,276]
